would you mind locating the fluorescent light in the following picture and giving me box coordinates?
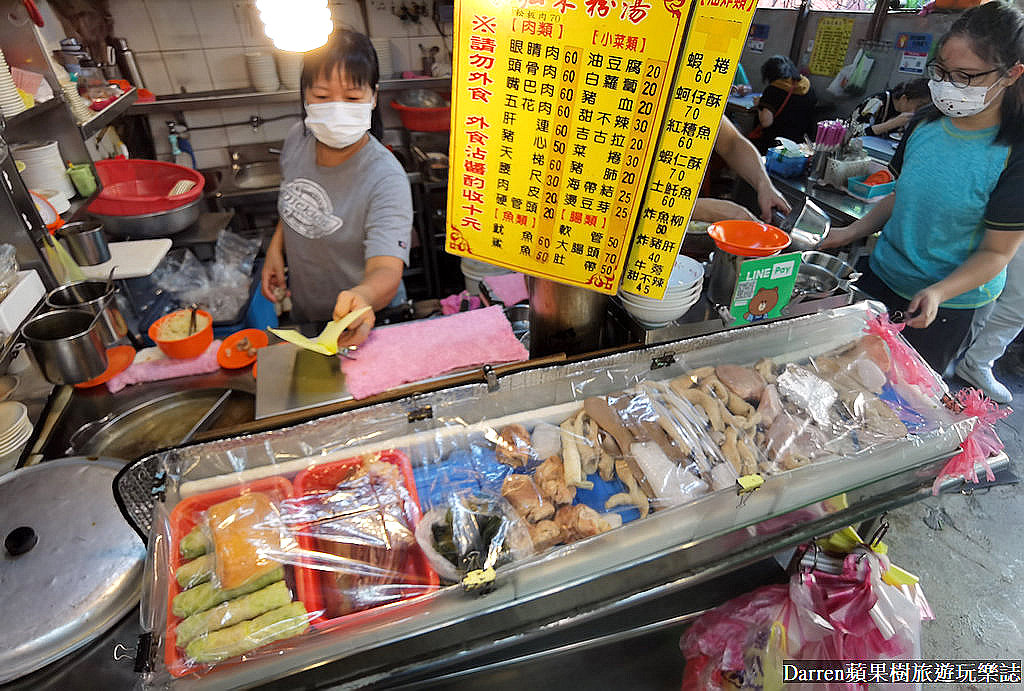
[257,0,333,52]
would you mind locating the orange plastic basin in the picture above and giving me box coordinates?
[708,220,791,257]
[148,309,214,359]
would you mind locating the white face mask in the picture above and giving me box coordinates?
[305,100,373,149]
[928,78,1004,118]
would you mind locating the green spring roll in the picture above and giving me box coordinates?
[176,581,292,646]
[172,566,285,619]
[185,601,310,664]
[179,526,211,559]
[175,554,214,590]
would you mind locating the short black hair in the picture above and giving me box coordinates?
[300,29,379,94]
[761,55,800,84]
[891,77,929,102]
[299,29,383,139]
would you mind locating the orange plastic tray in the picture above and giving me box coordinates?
[708,220,791,257]
[165,476,304,678]
[291,450,439,630]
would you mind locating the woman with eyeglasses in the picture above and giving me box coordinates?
[821,1,1024,375]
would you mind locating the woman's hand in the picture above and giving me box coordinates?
[333,289,375,348]
[905,286,945,328]
[261,243,287,302]
[692,198,758,223]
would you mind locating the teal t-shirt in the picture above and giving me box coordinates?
[871,118,1011,309]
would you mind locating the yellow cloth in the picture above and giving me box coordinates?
[769,76,811,96]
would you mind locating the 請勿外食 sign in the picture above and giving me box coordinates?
[446,0,757,296]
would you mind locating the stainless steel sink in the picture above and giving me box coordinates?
[233,160,282,189]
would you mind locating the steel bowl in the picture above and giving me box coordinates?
[55,221,110,265]
[800,250,858,282]
[89,197,201,238]
[22,309,108,385]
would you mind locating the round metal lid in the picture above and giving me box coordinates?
[0,458,146,684]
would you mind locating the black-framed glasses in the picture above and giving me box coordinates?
[926,62,1002,89]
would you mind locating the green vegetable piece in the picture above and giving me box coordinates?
[185,601,310,664]
[179,526,211,559]
[176,581,292,646]
[175,554,214,590]
[172,567,285,619]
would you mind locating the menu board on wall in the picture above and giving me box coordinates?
[808,17,854,77]
[621,0,757,297]
[446,0,754,295]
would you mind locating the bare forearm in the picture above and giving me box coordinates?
[930,249,1016,304]
[351,266,401,310]
[824,194,895,247]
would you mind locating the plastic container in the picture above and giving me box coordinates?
[765,148,809,178]
[291,451,439,629]
[389,100,451,132]
[165,476,304,678]
[89,159,204,216]
[148,308,214,359]
[847,173,896,201]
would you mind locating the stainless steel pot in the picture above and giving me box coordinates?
[55,221,110,266]
[800,250,860,285]
[45,280,127,346]
[22,309,108,384]
[708,249,783,306]
[89,197,201,238]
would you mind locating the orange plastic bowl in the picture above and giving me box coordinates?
[148,309,214,359]
[708,220,791,257]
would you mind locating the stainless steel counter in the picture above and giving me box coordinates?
[770,172,877,225]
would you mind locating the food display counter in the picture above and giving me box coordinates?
[92,301,978,689]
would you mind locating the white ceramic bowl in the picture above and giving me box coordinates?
[619,292,699,327]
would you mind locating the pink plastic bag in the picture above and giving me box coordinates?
[932,387,1012,494]
[864,314,944,399]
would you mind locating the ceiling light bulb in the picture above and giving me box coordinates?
[257,0,333,52]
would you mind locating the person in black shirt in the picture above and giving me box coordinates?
[850,78,930,138]
[751,55,817,153]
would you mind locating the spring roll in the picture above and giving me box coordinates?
[176,581,293,646]
[175,554,215,590]
[180,525,211,559]
[172,566,285,619]
[185,601,309,664]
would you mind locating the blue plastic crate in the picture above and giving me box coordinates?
[847,173,896,201]
[765,148,809,178]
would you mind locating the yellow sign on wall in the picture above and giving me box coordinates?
[808,16,855,77]
[622,0,757,298]
[446,0,691,293]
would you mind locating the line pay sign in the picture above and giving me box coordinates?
[728,253,802,327]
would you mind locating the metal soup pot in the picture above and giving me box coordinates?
[45,280,127,346]
[55,221,110,266]
[22,309,108,385]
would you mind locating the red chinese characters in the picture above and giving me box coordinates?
[460,115,491,232]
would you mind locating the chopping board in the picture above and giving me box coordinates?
[80,239,172,280]
[255,342,351,420]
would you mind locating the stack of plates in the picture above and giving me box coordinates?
[246,52,280,92]
[13,140,76,200]
[62,81,93,123]
[618,254,705,328]
[0,401,31,475]
[0,49,26,118]
[370,38,394,80]
[461,257,510,295]
[276,51,302,90]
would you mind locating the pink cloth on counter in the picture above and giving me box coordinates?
[482,273,529,305]
[106,340,222,393]
[342,306,529,399]
[440,291,483,315]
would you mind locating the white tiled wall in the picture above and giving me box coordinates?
[109,0,453,167]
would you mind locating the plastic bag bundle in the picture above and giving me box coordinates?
[932,387,1012,493]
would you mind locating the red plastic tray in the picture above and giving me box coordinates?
[291,450,439,630]
[165,476,305,678]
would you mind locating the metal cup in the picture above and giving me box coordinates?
[55,221,110,266]
[22,309,108,384]
[45,280,127,346]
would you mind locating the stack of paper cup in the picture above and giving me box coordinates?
[13,140,76,200]
[370,39,394,80]
[246,52,280,92]
[276,51,303,90]
[51,63,92,123]
[0,401,32,475]
[0,49,26,118]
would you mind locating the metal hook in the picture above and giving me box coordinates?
[113,643,133,662]
[868,513,889,548]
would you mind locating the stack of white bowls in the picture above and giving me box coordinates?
[14,140,76,200]
[618,254,705,328]
[246,52,280,92]
[0,49,26,118]
[370,38,394,80]
[276,52,302,90]
[461,257,511,295]
[0,401,31,475]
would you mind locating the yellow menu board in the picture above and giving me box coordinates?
[622,0,757,298]
[808,16,855,77]
[446,0,690,293]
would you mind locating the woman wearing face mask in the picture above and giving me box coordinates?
[820,1,1024,374]
[261,30,412,347]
